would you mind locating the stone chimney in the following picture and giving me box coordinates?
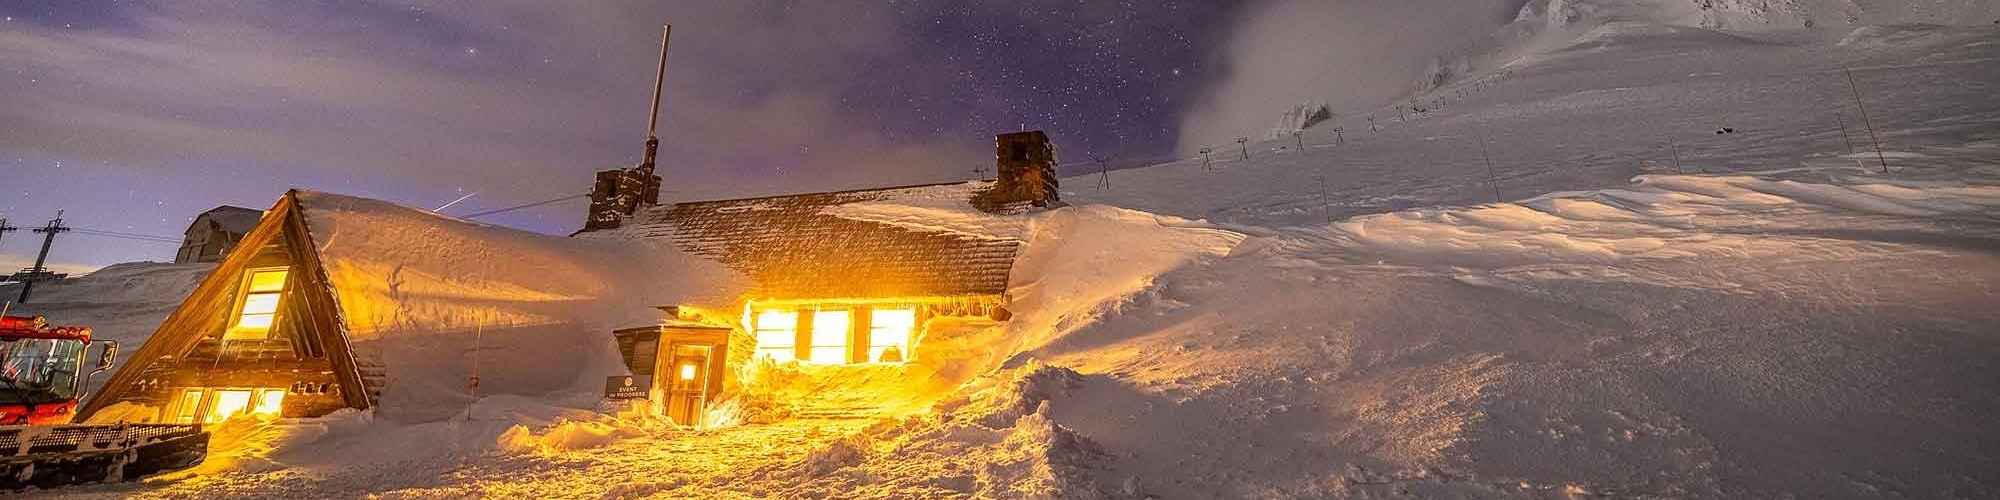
[581,164,661,232]
[982,130,1059,210]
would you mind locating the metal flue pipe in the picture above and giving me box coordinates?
[642,25,672,173]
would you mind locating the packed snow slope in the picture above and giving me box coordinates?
[1123,18,2000,230]
[1,262,212,396]
[1026,16,2000,499]
[37,12,2000,500]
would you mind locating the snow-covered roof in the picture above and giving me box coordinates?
[194,205,266,235]
[293,191,745,421]
[579,181,1027,302]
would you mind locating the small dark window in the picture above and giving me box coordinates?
[1009,143,1029,161]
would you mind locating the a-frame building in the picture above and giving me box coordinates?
[82,189,741,424]
[81,191,372,423]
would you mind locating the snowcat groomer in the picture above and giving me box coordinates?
[0,315,208,489]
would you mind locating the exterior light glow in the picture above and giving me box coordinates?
[809,310,850,363]
[754,310,798,362]
[868,308,917,363]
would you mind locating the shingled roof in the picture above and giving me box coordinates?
[192,205,266,235]
[584,181,1026,302]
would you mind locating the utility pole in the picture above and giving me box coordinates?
[0,219,16,250]
[1236,137,1250,160]
[1844,69,1888,174]
[1090,154,1111,189]
[1315,174,1331,224]
[1199,147,1213,171]
[1669,137,1684,175]
[465,317,483,421]
[17,212,71,304]
[1833,112,1854,155]
[1477,135,1502,203]
[1334,127,1345,145]
[1292,130,1305,153]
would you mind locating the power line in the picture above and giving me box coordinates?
[458,193,590,219]
[68,230,181,245]
[71,227,182,242]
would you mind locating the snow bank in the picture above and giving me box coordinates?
[767,360,1125,499]
[1327,171,2000,271]
[1006,205,1245,353]
[18,262,214,305]
[818,181,1031,241]
[496,417,648,454]
[0,261,213,396]
[297,191,747,422]
[1026,162,2000,497]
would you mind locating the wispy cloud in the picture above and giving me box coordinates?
[1176,0,1525,153]
[0,2,986,231]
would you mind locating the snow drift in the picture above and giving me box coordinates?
[1180,0,2000,153]
[295,191,747,422]
[0,262,213,396]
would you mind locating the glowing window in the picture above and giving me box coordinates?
[176,387,287,424]
[227,268,288,339]
[753,310,798,362]
[256,389,286,415]
[173,389,205,424]
[680,363,698,381]
[868,308,918,363]
[809,310,850,364]
[207,390,253,423]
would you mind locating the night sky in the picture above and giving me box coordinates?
[1,1,1252,270]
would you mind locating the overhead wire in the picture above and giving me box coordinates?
[68,228,182,245]
[456,193,590,219]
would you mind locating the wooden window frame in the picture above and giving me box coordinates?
[168,386,288,424]
[751,309,800,362]
[224,266,289,341]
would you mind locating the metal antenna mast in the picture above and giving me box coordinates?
[641,24,673,175]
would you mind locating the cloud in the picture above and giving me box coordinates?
[0,1,987,223]
[1175,0,1525,153]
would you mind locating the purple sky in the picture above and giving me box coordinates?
[1,1,1245,270]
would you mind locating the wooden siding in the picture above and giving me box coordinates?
[80,192,371,421]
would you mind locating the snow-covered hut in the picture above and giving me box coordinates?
[174,205,265,264]
[80,190,740,423]
[578,131,1060,367]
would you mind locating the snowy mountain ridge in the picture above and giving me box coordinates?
[1517,0,2000,32]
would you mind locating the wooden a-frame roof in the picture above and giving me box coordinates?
[79,191,369,419]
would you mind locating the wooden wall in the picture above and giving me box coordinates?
[115,235,354,419]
